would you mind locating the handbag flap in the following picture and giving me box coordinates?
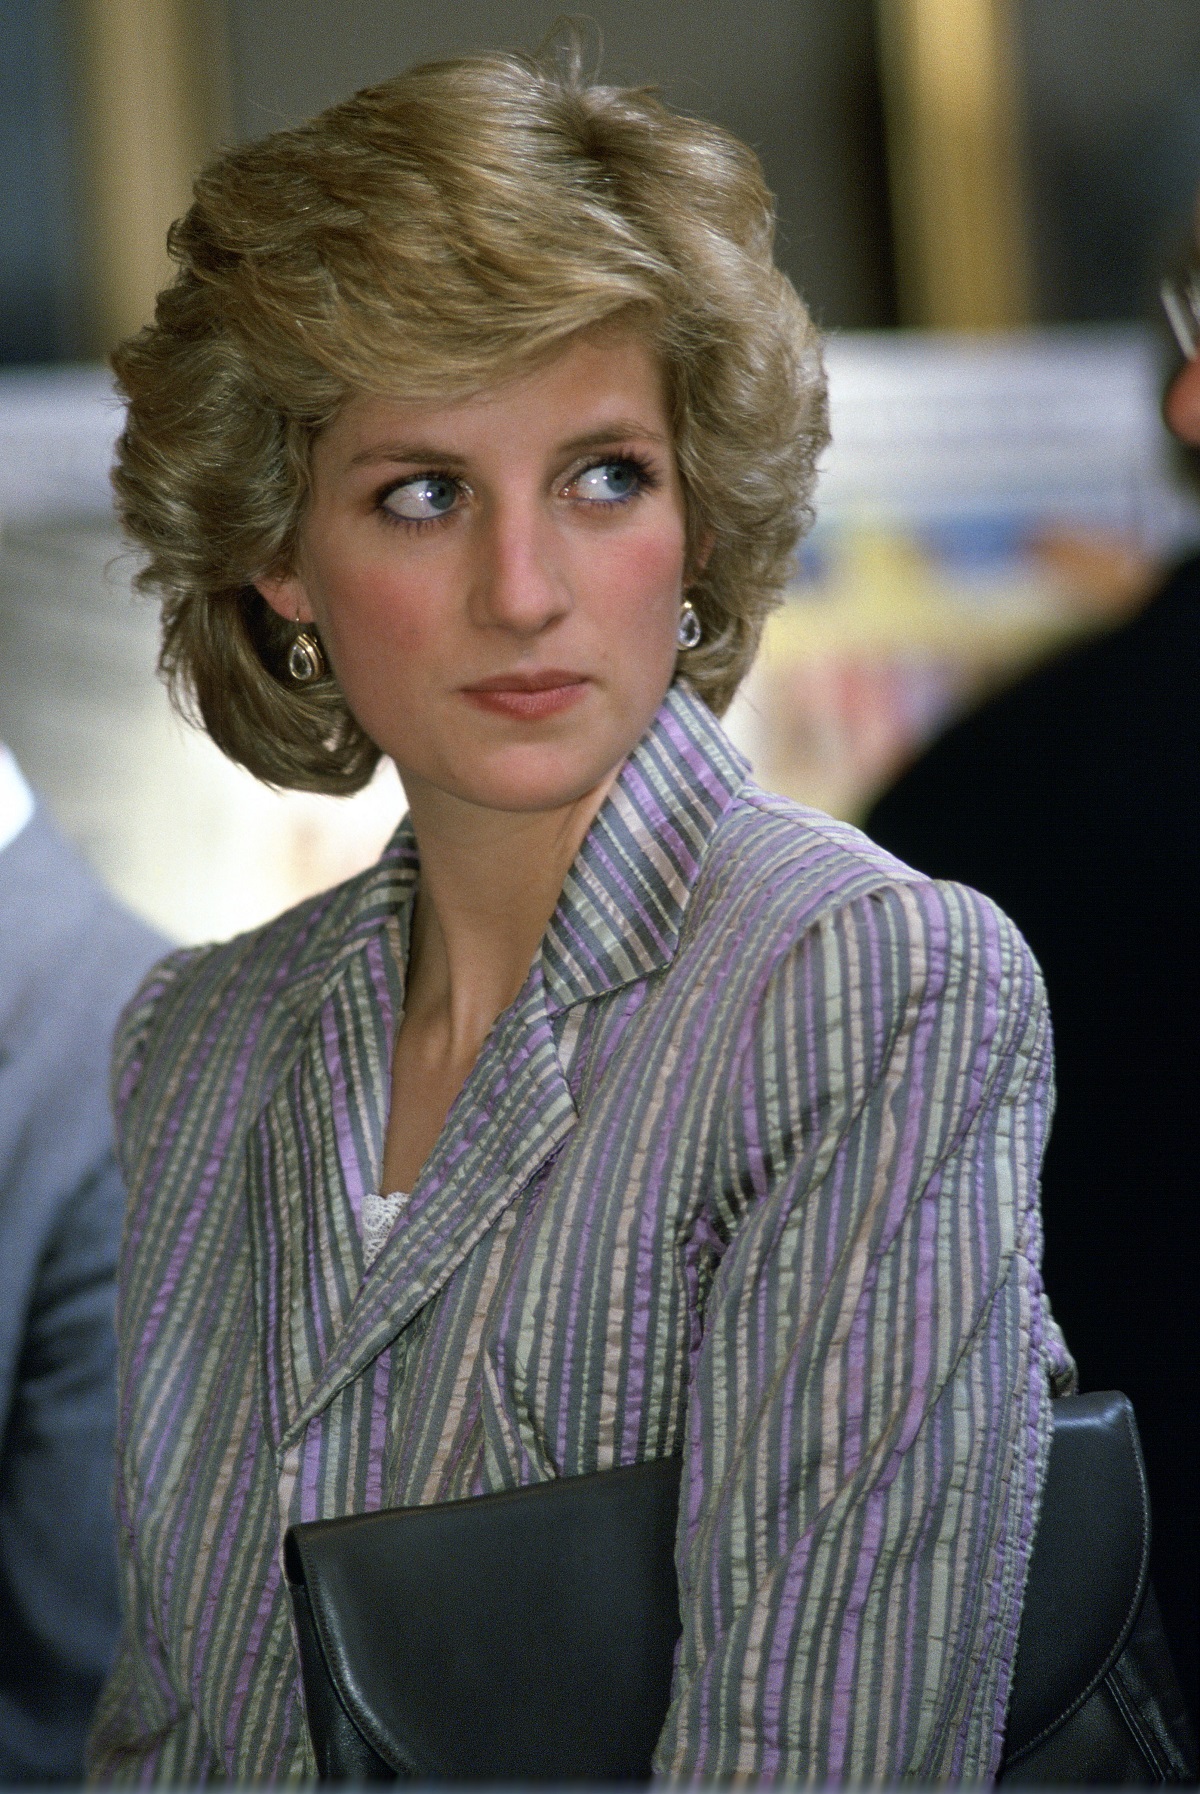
[284,1455,683,1781]
[1003,1392,1150,1761]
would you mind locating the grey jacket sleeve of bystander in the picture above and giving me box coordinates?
[0,1151,125,1782]
[0,805,168,1781]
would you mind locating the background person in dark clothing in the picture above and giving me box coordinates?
[866,303,1200,1726]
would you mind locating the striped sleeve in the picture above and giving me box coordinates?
[87,1480,220,1782]
[109,946,205,1149]
[90,945,224,1782]
[654,878,1054,1785]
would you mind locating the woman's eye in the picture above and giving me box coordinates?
[381,475,460,522]
[573,459,642,504]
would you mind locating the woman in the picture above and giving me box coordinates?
[89,39,1070,1784]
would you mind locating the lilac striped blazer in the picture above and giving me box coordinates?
[88,683,1070,1784]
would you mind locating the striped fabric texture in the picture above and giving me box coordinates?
[88,683,1069,1785]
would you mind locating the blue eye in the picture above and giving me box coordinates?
[382,474,460,521]
[574,460,642,504]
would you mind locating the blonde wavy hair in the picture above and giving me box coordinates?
[112,31,828,793]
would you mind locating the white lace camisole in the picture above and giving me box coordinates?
[361,1189,410,1268]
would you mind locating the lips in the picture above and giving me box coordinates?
[460,670,591,721]
[464,669,586,693]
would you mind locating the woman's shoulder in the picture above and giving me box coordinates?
[697,776,1041,993]
[701,777,925,928]
[693,783,1052,1168]
[111,845,411,1147]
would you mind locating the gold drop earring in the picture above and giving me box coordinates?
[288,611,327,684]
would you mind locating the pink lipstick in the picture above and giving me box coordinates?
[460,671,590,721]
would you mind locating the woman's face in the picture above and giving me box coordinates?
[258,332,691,818]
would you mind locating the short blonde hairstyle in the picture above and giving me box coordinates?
[113,33,827,793]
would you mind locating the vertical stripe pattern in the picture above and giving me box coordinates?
[88,683,1067,1785]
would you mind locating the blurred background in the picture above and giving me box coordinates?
[3,0,1200,942]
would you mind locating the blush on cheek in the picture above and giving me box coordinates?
[604,533,687,619]
[321,570,433,666]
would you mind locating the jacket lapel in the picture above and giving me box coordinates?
[245,832,414,1446]
[282,953,577,1443]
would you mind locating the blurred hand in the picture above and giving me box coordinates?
[1165,350,1200,447]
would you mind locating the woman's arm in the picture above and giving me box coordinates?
[655,878,1059,1785]
[85,1482,218,1784]
[86,947,219,1784]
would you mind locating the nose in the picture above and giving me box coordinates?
[467,494,571,636]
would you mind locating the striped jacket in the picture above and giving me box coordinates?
[88,683,1068,1784]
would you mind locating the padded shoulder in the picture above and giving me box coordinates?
[692,779,932,946]
[109,839,413,1168]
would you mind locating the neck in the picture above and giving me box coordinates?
[400,767,620,1054]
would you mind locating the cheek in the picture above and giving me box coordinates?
[316,559,442,683]
[595,524,687,631]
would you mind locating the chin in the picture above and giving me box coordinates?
[458,768,613,816]
[440,739,627,815]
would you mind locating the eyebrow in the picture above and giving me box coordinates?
[345,420,670,472]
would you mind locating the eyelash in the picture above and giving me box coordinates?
[375,476,461,534]
[580,452,660,503]
[374,451,661,532]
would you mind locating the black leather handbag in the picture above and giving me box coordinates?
[284,1453,683,1781]
[284,1392,1196,1782]
[996,1391,1195,1783]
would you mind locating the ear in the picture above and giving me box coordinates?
[255,566,315,626]
[687,527,716,584]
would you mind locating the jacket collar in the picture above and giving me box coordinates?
[541,678,749,1011]
[264,819,419,1032]
[540,682,748,1010]
[268,680,749,1038]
